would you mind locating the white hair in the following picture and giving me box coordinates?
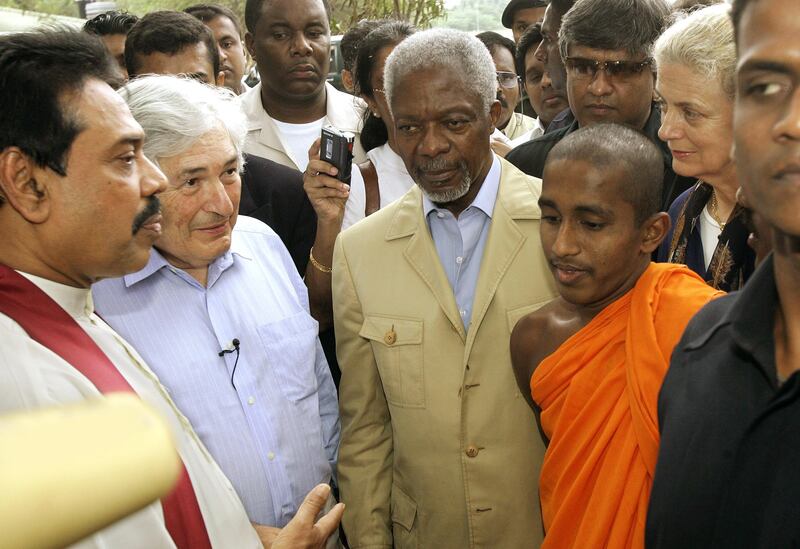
[384,28,497,115]
[118,75,247,170]
[654,3,736,98]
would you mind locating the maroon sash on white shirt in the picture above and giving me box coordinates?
[0,264,212,549]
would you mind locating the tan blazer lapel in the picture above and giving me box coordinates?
[465,158,542,354]
[241,85,299,169]
[386,188,467,342]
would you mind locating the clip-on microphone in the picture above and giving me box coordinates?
[218,338,241,389]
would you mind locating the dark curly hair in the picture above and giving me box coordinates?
[83,10,139,36]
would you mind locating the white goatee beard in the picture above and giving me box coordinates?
[414,160,473,204]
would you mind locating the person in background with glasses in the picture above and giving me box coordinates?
[476,32,538,157]
[506,0,695,211]
[509,23,570,147]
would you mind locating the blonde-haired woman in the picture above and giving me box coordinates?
[655,3,755,291]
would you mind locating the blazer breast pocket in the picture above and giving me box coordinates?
[359,315,425,409]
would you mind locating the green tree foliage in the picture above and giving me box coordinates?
[0,0,245,22]
[0,0,75,16]
[0,0,446,34]
[329,0,446,34]
[114,0,245,21]
[432,0,507,32]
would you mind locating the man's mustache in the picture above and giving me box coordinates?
[131,196,161,235]
[417,158,459,172]
[496,91,508,109]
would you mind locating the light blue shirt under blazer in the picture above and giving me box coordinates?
[423,155,501,329]
[92,216,339,528]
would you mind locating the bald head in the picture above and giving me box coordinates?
[547,124,664,225]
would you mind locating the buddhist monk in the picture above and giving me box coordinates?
[510,123,723,549]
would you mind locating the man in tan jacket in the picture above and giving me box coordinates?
[332,28,557,548]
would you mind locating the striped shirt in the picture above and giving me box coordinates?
[93,216,339,527]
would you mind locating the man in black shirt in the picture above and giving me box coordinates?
[506,0,694,210]
[646,0,800,546]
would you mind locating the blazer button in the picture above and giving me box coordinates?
[465,445,479,458]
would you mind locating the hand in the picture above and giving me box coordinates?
[490,135,513,157]
[305,138,350,225]
[266,484,345,549]
[253,524,281,548]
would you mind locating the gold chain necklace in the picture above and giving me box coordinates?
[708,190,727,230]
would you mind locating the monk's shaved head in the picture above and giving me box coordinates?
[547,124,664,225]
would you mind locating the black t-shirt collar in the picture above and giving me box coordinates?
[685,254,778,383]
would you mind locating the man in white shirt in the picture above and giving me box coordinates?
[0,29,341,549]
[241,0,366,171]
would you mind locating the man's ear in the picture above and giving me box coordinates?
[341,69,354,93]
[641,211,671,254]
[360,89,382,118]
[651,70,658,100]
[736,186,750,209]
[244,32,255,58]
[489,99,502,132]
[0,148,53,223]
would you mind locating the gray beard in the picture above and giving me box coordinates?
[414,159,473,204]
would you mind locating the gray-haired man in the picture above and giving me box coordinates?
[506,0,695,209]
[333,28,557,549]
[92,75,340,547]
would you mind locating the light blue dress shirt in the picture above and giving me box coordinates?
[423,155,501,329]
[92,216,339,528]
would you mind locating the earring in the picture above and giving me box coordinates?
[372,111,381,118]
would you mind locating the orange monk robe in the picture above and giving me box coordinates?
[531,263,723,549]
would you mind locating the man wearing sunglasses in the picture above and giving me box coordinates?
[506,0,694,211]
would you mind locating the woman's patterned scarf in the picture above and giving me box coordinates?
[666,181,755,291]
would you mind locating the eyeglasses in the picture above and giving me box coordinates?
[564,57,653,82]
[496,71,521,89]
